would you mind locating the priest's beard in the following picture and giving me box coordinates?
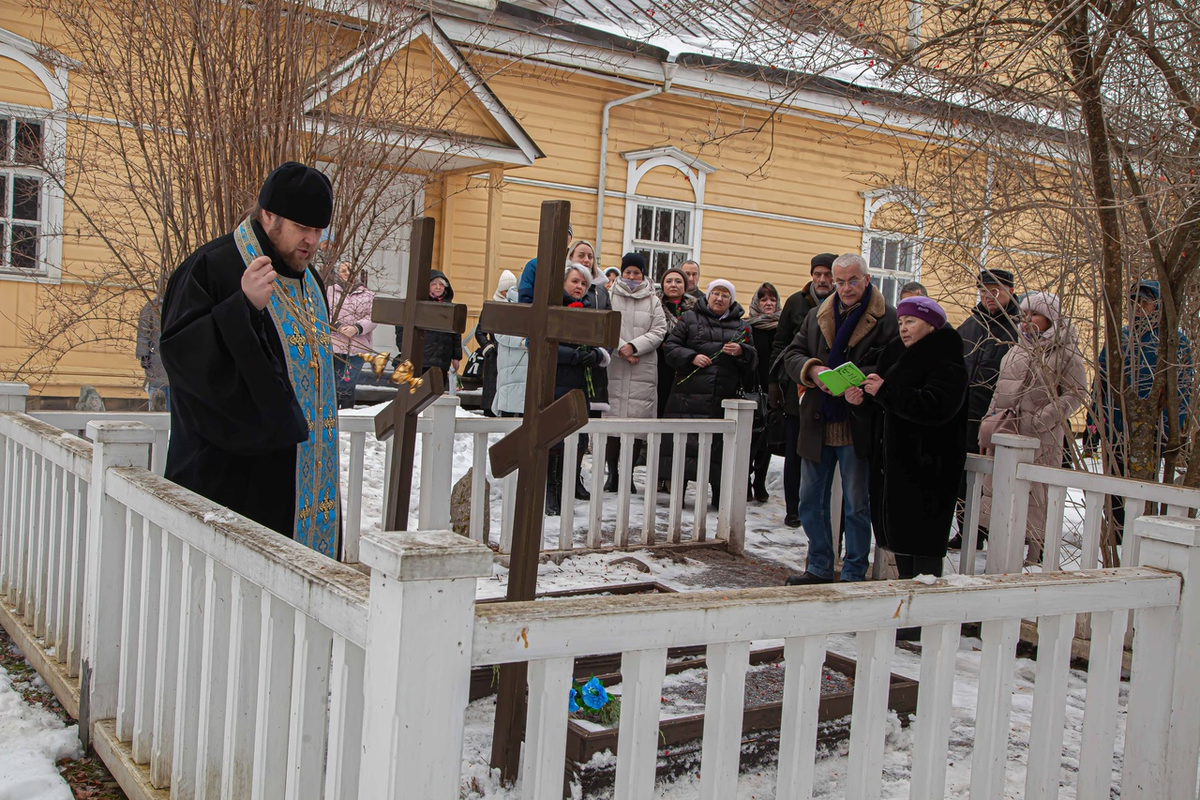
[264,217,317,273]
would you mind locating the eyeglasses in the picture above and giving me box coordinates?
[833,277,864,289]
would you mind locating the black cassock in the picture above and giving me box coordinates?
[160,220,317,539]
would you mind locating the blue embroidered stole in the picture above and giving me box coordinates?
[234,219,341,558]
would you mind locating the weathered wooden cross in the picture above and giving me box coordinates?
[481,200,620,779]
[371,217,467,531]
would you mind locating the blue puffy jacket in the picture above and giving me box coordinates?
[1095,320,1194,446]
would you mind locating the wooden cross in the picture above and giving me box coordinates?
[371,217,467,531]
[482,200,620,779]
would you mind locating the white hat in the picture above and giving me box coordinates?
[706,279,736,303]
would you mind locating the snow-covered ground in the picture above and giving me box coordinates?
[0,406,1124,800]
[0,663,80,800]
[338,405,1129,798]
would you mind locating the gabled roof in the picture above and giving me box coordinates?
[433,0,1069,140]
[306,14,544,167]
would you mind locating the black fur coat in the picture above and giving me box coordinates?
[858,326,969,558]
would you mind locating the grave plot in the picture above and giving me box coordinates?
[559,646,918,794]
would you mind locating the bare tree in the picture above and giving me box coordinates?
[15,0,515,384]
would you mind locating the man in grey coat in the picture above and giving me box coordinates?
[782,254,899,584]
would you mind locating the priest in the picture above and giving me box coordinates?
[160,162,341,558]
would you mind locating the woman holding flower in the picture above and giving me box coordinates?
[656,267,695,417]
[660,279,757,506]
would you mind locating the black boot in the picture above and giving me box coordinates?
[753,475,769,503]
[546,453,562,516]
[574,445,591,501]
[604,441,620,493]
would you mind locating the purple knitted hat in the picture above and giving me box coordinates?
[896,296,947,329]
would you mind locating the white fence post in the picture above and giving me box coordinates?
[719,399,755,554]
[1129,516,1200,798]
[0,382,29,412]
[418,396,459,531]
[356,530,492,799]
[79,421,154,749]
[986,434,1039,574]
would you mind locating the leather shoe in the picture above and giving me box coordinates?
[784,514,801,528]
[785,572,833,586]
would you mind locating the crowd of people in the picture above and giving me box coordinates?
[158,163,1193,575]
[453,244,1194,589]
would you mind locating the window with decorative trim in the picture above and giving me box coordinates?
[0,28,68,283]
[0,115,45,271]
[621,146,715,283]
[630,201,692,282]
[860,188,928,307]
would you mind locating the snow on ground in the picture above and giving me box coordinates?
[454,631,1127,799]
[339,406,1130,798]
[0,663,80,800]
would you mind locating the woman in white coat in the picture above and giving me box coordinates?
[603,253,668,492]
[491,284,527,416]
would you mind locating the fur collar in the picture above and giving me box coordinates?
[815,286,887,349]
[899,325,963,367]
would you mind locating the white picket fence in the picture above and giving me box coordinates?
[5,381,1200,799]
[958,433,1200,577]
[31,394,757,560]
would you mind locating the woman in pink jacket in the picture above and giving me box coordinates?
[326,261,378,409]
[978,291,1087,564]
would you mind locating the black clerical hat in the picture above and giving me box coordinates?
[258,162,333,229]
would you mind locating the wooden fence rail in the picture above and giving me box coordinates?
[5,381,1200,799]
[31,394,758,560]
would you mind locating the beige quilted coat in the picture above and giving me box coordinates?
[606,278,669,419]
[979,320,1087,551]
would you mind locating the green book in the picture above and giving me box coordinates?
[816,362,867,396]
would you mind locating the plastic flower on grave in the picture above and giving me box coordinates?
[580,676,609,710]
[568,687,580,714]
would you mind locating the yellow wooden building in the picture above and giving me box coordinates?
[0,0,1048,405]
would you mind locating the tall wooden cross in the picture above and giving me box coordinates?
[481,200,621,780]
[371,217,467,531]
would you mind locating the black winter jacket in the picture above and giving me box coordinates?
[395,270,463,375]
[857,327,969,558]
[769,282,829,416]
[556,291,608,403]
[663,299,757,419]
[957,300,1020,426]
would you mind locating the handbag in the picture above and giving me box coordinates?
[978,407,1018,451]
[459,345,487,389]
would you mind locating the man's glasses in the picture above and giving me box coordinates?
[834,277,864,289]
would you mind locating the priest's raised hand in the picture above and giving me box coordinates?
[241,255,277,310]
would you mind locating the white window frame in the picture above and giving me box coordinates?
[860,188,929,306]
[0,29,68,284]
[621,146,715,281]
[628,199,695,281]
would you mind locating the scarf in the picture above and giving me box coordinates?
[747,284,781,330]
[820,282,873,424]
[662,296,687,319]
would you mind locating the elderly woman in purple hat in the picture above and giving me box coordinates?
[845,296,969,591]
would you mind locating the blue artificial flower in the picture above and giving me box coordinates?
[568,687,580,714]
[580,676,609,711]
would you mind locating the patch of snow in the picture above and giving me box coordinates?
[332,410,1137,798]
[0,664,81,800]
